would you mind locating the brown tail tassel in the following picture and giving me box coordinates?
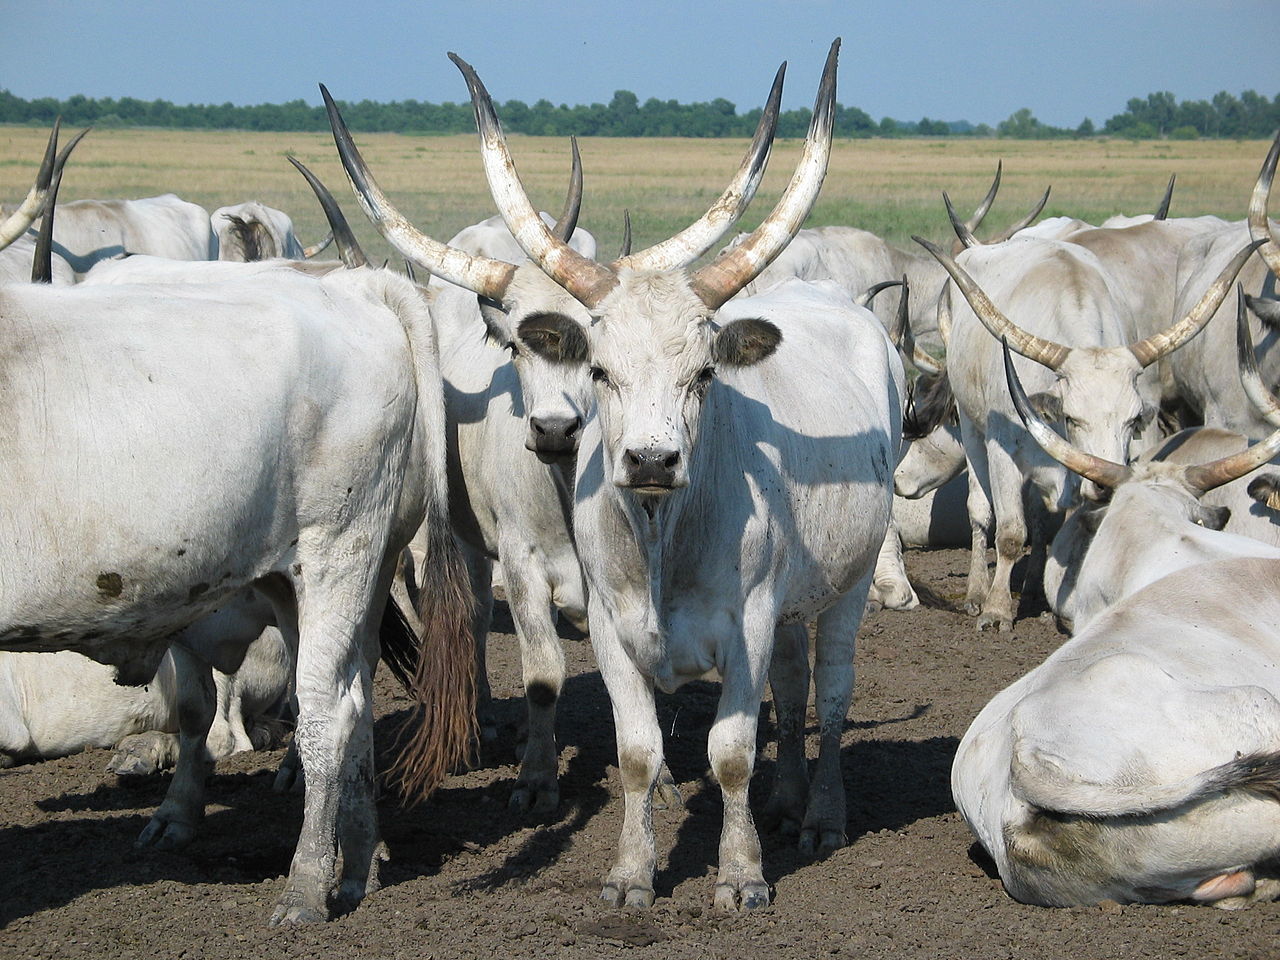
[386,512,477,803]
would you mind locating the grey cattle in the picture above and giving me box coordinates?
[324,82,781,813]
[912,224,1256,630]
[953,554,1280,908]
[1165,132,1280,438]
[447,41,906,912]
[0,266,473,924]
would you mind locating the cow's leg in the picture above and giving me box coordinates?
[960,421,994,614]
[762,621,809,837]
[867,520,918,611]
[709,614,772,911]
[801,582,870,854]
[977,441,1024,632]
[462,547,497,744]
[499,541,565,816]
[269,564,382,926]
[596,620,663,908]
[135,644,216,850]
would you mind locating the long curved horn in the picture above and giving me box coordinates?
[886,276,910,345]
[551,136,583,242]
[936,279,953,348]
[1249,129,1280,278]
[1155,173,1175,221]
[2,120,87,252]
[1184,424,1280,493]
[322,83,517,300]
[887,276,945,376]
[914,235,1070,369]
[1127,238,1266,367]
[302,231,334,258]
[947,162,1001,255]
[30,126,88,283]
[449,55,618,308]
[618,63,785,272]
[288,155,369,268]
[856,277,903,309]
[690,39,840,310]
[0,120,59,251]
[1003,339,1129,488]
[943,191,978,249]
[1236,283,1280,428]
[987,185,1051,243]
[618,209,632,258]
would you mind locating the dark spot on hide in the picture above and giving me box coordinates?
[188,583,209,603]
[96,572,123,599]
[292,563,303,576]
[526,681,558,708]
[176,548,186,556]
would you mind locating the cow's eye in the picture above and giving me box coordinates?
[590,366,610,386]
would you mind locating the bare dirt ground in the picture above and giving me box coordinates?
[2,547,1277,960]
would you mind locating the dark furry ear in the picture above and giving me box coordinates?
[1195,504,1231,531]
[477,297,511,346]
[1077,500,1107,535]
[713,317,782,367]
[1248,473,1280,510]
[1027,392,1062,423]
[516,312,588,363]
[1246,294,1280,329]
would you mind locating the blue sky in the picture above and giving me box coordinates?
[3,1,1276,128]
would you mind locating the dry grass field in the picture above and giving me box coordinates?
[0,125,1272,267]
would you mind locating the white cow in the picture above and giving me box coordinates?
[0,623,290,772]
[447,42,905,912]
[18,193,218,273]
[1000,335,1280,633]
[1165,133,1280,438]
[914,227,1257,630]
[953,554,1280,908]
[212,200,306,261]
[0,266,473,925]
[324,81,781,813]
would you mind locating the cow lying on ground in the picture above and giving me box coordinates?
[953,554,1280,908]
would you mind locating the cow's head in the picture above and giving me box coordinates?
[434,42,835,494]
[918,233,1262,499]
[324,59,786,462]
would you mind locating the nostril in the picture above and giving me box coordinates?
[565,417,581,438]
[626,449,643,467]
[662,451,679,469]
[531,418,547,436]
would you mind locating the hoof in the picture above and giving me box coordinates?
[508,780,559,817]
[268,904,328,926]
[136,815,196,851]
[600,882,654,908]
[713,880,771,911]
[798,827,847,856]
[654,775,684,812]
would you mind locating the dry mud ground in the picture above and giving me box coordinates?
[2,547,1277,959]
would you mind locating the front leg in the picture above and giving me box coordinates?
[595,626,663,908]
[709,629,772,911]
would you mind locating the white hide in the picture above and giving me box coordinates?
[571,277,902,906]
[955,555,1280,908]
[0,266,463,924]
[212,201,306,261]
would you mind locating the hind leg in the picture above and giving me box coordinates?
[801,580,870,854]
[762,622,809,837]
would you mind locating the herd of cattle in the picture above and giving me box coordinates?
[3,39,1280,921]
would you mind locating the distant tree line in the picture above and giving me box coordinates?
[0,87,1276,139]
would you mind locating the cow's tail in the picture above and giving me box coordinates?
[1013,746,1280,818]
[376,269,477,803]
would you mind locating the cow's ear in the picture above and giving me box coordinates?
[1246,295,1280,329]
[1027,392,1062,423]
[477,296,513,347]
[713,317,782,367]
[1195,504,1231,531]
[517,312,588,363]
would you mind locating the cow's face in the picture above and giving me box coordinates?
[1048,348,1154,500]
[482,266,594,461]
[520,271,779,493]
